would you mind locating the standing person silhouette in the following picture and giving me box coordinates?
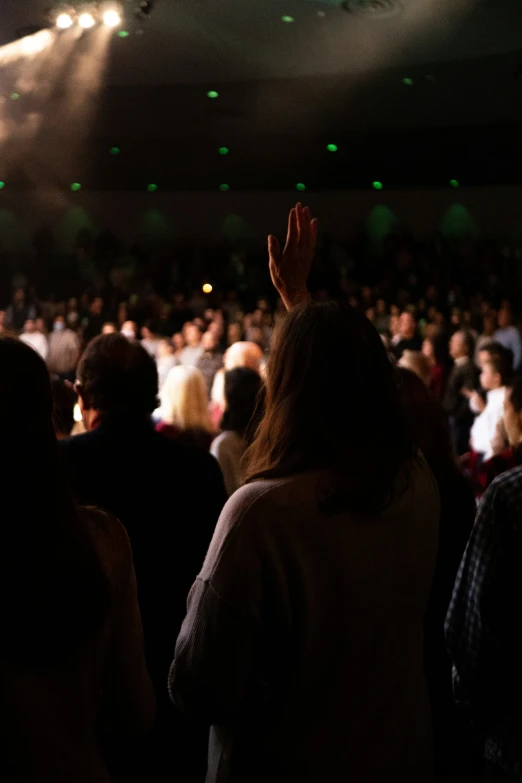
[170,205,440,783]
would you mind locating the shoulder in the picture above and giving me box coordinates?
[486,465,522,506]
[211,431,243,456]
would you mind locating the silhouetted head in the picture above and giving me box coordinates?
[77,333,158,425]
[222,367,265,441]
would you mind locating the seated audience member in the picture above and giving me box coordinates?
[474,312,497,367]
[120,320,138,341]
[156,365,214,451]
[398,368,475,780]
[141,320,161,359]
[0,337,154,781]
[47,315,81,382]
[480,378,522,490]
[60,334,227,783]
[172,331,185,360]
[227,321,243,347]
[392,311,422,359]
[442,330,478,455]
[211,368,264,496]
[469,354,509,461]
[5,287,36,331]
[170,204,439,783]
[210,340,264,427]
[446,398,522,781]
[83,297,105,342]
[196,330,224,395]
[101,322,117,335]
[156,338,177,390]
[51,378,76,439]
[494,306,522,371]
[422,334,449,398]
[398,350,431,387]
[179,323,204,366]
[20,318,48,361]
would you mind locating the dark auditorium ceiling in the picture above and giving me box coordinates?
[2,0,522,85]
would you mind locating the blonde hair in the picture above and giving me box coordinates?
[160,365,213,432]
[398,350,431,388]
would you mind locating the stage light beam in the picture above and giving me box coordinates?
[79,13,96,29]
[103,9,122,28]
[56,13,74,30]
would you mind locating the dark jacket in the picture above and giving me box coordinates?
[60,417,227,782]
[442,359,478,423]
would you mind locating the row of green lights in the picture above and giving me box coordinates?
[65,179,460,193]
[0,180,461,194]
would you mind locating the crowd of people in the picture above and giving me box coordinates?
[3,204,522,783]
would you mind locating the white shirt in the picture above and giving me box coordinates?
[20,331,49,361]
[470,386,506,460]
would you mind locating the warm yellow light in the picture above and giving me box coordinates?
[202,283,213,294]
[103,9,122,27]
[56,13,74,29]
[79,12,96,29]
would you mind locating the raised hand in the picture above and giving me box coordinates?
[268,203,318,311]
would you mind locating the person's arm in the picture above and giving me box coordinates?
[268,203,317,311]
[445,481,512,723]
[169,489,265,724]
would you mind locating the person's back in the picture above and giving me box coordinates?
[172,461,438,783]
[170,204,439,783]
[60,334,226,781]
[1,508,154,783]
[0,337,154,782]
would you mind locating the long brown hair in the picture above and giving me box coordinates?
[246,301,415,515]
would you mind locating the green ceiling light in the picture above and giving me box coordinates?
[372,181,383,191]
[402,77,414,86]
[326,143,338,152]
[70,183,82,192]
[296,183,306,192]
[10,93,20,101]
[281,15,295,23]
[449,179,460,188]
[0,182,5,190]
[218,146,229,155]
[110,146,121,155]
[207,90,219,99]
[219,183,230,192]
[147,183,158,192]
[118,30,130,38]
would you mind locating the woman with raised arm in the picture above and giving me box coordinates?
[0,337,154,782]
[169,204,439,783]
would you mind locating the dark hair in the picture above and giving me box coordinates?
[246,302,415,515]
[0,338,109,666]
[427,333,450,368]
[51,378,76,437]
[397,367,459,484]
[484,352,512,386]
[221,368,265,442]
[460,330,475,357]
[78,333,158,415]
[479,341,514,375]
[508,375,522,413]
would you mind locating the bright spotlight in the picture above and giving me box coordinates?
[103,9,122,27]
[78,12,96,29]
[56,13,74,29]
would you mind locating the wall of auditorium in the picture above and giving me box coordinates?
[1,186,522,252]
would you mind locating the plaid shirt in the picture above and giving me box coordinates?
[445,465,522,777]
